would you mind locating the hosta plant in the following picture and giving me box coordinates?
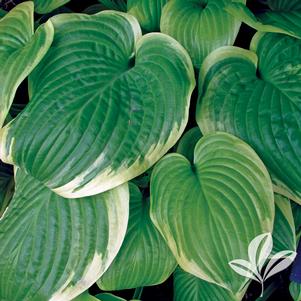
[0,1,301,301]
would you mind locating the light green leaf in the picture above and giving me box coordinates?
[174,267,241,301]
[197,32,301,204]
[0,10,195,198]
[272,194,296,254]
[225,2,301,39]
[0,1,53,128]
[98,182,176,290]
[98,0,127,11]
[160,0,246,68]
[33,0,70,14]
[96,293,127,301]
[0,169,129,301]
[150,132,274,295]
[128,0,168,32]
[0,161,14,217]
[290,282,301,301]
[176,127,202,163]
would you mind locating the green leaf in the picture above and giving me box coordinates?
[33,0,71,14]
[292,202,301,236]
[150,132,274,295]
[0,10,195,198]
[174,267,241,301]
[127,0,168,32]
[176,127,202,163]
[272,194,296,254]
[160,0,246,68]
[197,32,301,204]
[0,1,53,127]
[290,282,301,301]
[0,169,129,301]
[98,182,176,290]
[98,0,127,11]
[0,8,7,18]
[96,293,126,301]
[225,2,301,39]
[73,292,100,301]
[0,161,14,217]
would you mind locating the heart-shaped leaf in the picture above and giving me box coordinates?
[33,0,70,14]
[197,32,301,203]
[225,1,301,39]
[174,267,242,301]
[272,194,296,254]
[150,132,274,294]
[98,182,176,290]
[0,169,129,301]
[0,10,195,198]
[0,1,53,127]
[127,0,168,32]
[160,0,246,68]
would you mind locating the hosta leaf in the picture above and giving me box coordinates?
[225,2,301,39]
[290,282,301,301]
[0,161,14,217]
[98,182,176,290]
[0,169,129,301]
[0,2,53,127]
[173,267,241,301]
[96,294,126,301]
[0,10,195,198]
[73,292,99,301]
[197,32,301,204]
[292,202,301,236]
[176,127,202,163]
[33,0,70,14]
[150,132,274,294]
[0,8,7,17]
[272,194,296,254]
[98,0,127,11]
[160,0,246,68]
[127,0,168,32]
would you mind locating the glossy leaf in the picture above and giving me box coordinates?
[98,182,176,290]
[150,132,274,295]
[0,169,129,301]
[160,0,246,68]
[0,10,195,198]
[226,2,301,39]
[290,282,301,301]
[34,0,70,14]
[272,194,296,254]
[197,32,301,204]
[174,267,241,301]
[176,127,202,163]
[127,0,168,32]
[0,161,14,217]
[0,2,53,127]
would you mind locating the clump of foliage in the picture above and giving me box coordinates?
[0,0,301,301]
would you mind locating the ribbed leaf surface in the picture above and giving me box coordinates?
[98,183,176,290]
[0,10,195,198]
[0,169,129,301]
[0,2,53,127]
[34,0,70,14]
[174,267,240,301]
[272,194,296,254]
[150,132,274,294]
[128,0,168,32]
[160,0,246,68]
[197,32,301,203]
[225,2,301,39]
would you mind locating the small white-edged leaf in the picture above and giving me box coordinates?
[228,259,262,283]
[248,232,273,272]
[263,250,297,281]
